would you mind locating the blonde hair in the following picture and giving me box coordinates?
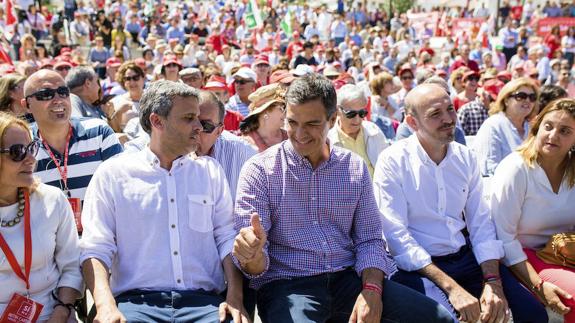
[517,98,575,188]
[489,77,539,118]
[0,112,39,192]
[370,72,394,96]
[0,74,26,113]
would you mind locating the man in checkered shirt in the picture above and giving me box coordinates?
[457,79,504,136]
[232,74,452,323]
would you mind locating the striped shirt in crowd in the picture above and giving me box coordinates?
[33,118,123,201]
[233,140,396,289]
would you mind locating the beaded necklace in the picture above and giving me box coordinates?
[0,188,25,227]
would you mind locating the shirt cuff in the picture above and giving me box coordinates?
[231,249,270,280]
[472,239,504,264]
[501,239,528,266]
[393,247,432,272]
[355,248,397,278]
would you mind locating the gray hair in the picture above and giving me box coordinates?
[286,74,336,118]
[139,80,200,134]
[337,84,366,108]
[198,91,225,123]
[423,76,450,94]
[66,66,98,90]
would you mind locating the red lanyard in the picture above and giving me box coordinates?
[40,126,72,194]
[0,190,32,290]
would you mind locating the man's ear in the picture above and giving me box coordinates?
[405,113,418,131]
[328,112,337,129]
[150,113,164,131]
[21,98,30,111]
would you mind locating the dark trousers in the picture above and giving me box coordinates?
[115,289,231,323]
[256,268,454,323]
[391,245,548,323]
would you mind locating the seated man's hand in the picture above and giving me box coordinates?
[448,285,480,323]
[218,297,251,323]
[480,281,509,323]
[349,288,383,323]
[233,213,267,267]
[94,303,126,323]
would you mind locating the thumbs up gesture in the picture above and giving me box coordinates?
[233,213,268,274]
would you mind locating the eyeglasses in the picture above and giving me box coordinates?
[340,107,368,119]
[55,66,71,71]
[124,74,142,82]
[25,86,70,101]
[200,120,222,133]
[235,79,253,85]
[0,140,39,162]
[510,92,537,102]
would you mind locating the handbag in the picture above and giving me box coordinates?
[536,232,575,269]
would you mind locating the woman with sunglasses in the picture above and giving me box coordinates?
[490,99,575,322]
[109,61,146,137]
[239,83,287,152]
[473,77,539,177]
[453,71,479,112]
[0,112,82,322]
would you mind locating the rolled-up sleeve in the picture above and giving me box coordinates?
[354,162,396,277]
[210,161,236,261]
[232,158,271,278]
[79,165,117,270]
[373,153,431,272]
[490,156,528,266]
[464,152,504,264]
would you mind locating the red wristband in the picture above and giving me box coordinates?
[363,283,383,296]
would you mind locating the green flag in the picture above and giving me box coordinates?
[280,8,292,36]
[245,0,263,30]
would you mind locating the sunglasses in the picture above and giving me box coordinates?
[165,63,180,68]
[55,66,71,71]
[466,76,480,82]
[340,107,368,119]
[401,75,414,81]
[25,86,70,101]
[124,74,142,82]
[235,79,253,85]
[510,92,537,102]
[200,120,222,133]
[0,140,39,162]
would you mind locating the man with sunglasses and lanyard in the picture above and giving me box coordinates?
[21,69,122,234]
[327,84,390,179]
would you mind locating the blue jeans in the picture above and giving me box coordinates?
[115,289,231,323]
[256,268,454,323]
[391,245,548,323]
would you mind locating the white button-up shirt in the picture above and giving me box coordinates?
[80,148,235,296]
[491,152,575,267]
[373,135,504,272]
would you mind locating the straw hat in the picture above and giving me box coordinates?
[245,83,285,120]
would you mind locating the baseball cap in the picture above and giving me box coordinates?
[233,67,257,81]
[482,79,505,101]
[106,57,122,68]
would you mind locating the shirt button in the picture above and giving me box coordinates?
[169,173,172,176]
[170,198,174,203]
[171,224,176,228]
[203,200,206,204]
[173,251,178,255]
[177,279,181,283]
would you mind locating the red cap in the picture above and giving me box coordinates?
[462,70,480,82]
[106,57,122,67]
[398,64,413,76]
[270,70,295,84]
[163,57,182,67]
[204,75,228,91]
[39,58,54,69]
[134,58,146,69]
[332,79,347,90]
[497,71,512,82]
[253,55,270,66]
[60,47,72,55]
[54,59,73,68]
[482,79,505,101]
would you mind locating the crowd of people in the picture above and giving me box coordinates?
[1,0,575,322]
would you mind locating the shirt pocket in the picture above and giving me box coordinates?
[188,194,214,232]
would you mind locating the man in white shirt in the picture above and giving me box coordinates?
[373,84,548,323]
[80,81,249,323]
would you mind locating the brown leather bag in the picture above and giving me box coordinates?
[536,232,575,269]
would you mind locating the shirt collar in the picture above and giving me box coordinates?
[284,139,334,170]
[142,146,196,170]
[409,134,454,167]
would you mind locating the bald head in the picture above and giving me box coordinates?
[404,84,450,117]
[23,70,65,97]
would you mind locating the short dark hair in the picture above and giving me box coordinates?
[198,91,224,123]
[303,41,314,49]
[66,66,98,90]
[285,74,336,118]
[539,84,568,113]
[139,80,199,134]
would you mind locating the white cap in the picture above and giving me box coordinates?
[233,67,257,81]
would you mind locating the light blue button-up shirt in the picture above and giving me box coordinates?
[472,112,529,177]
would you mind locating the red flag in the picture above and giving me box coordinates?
[5,0,16,25]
